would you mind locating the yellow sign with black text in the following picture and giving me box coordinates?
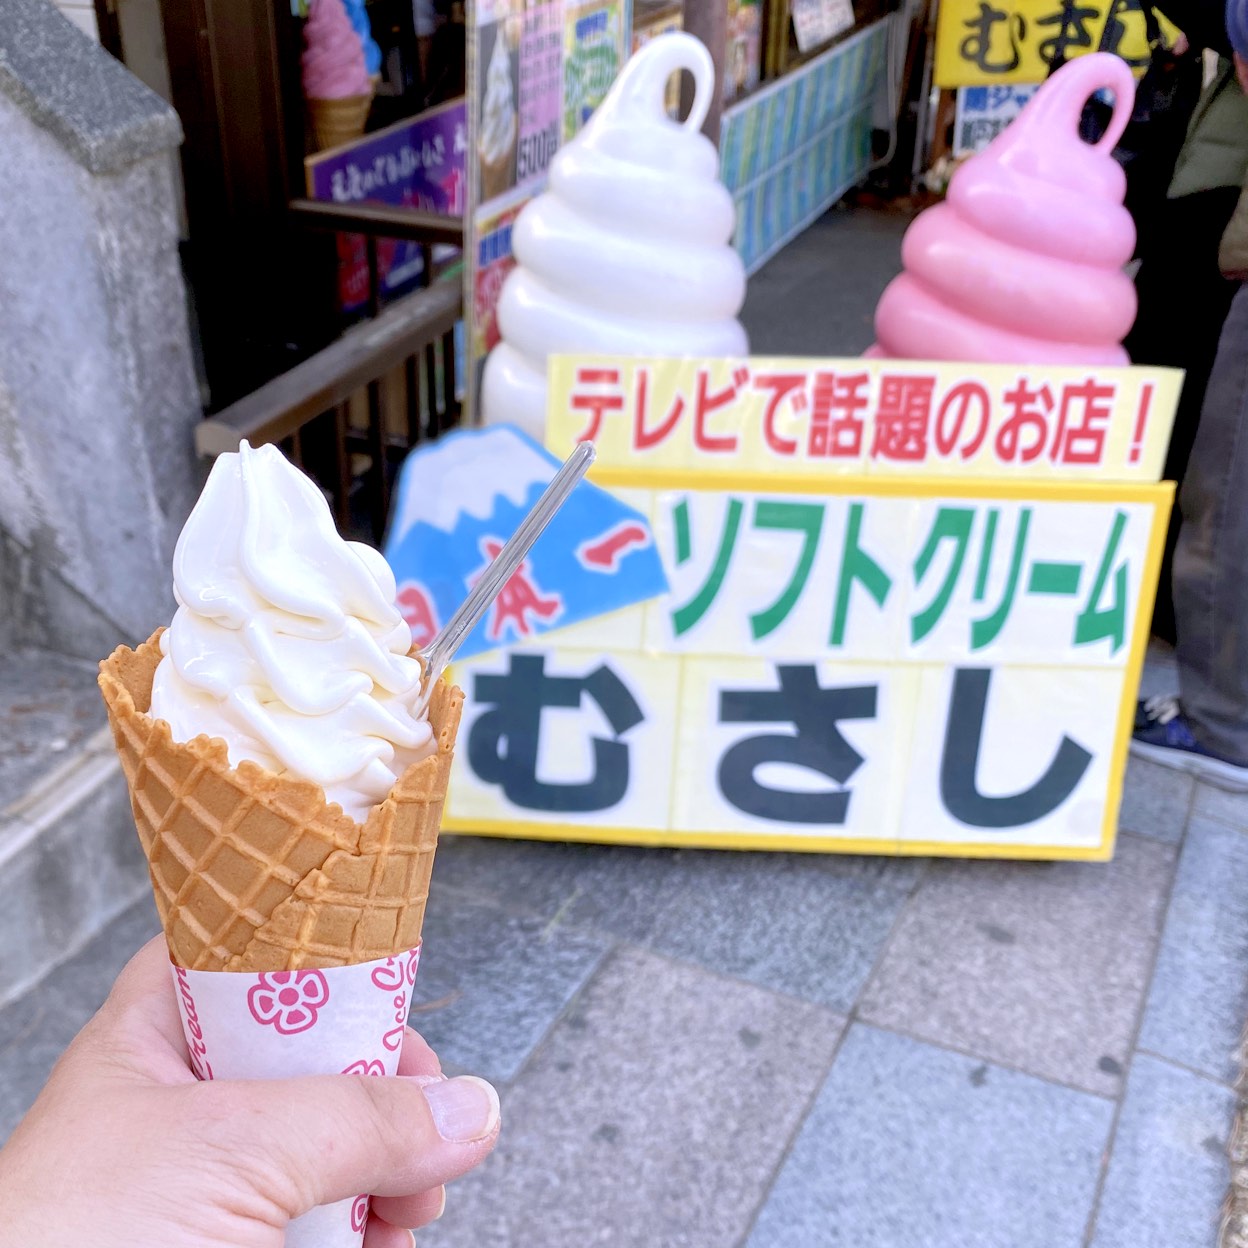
[440,355,1179,860]
[444,474,1173,859]
[933,0,1181,89]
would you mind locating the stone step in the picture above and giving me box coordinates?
[0,648,147,1009]
[0,893,159,1144]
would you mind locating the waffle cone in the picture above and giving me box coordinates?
[99,629,463,973]
[478,144,515,202]
[307,92,373,152]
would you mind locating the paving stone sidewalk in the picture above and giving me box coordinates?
[1,739,1244,1247]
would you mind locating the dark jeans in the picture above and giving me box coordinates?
[1174,281,1248,764]
[1126,187,1242,641]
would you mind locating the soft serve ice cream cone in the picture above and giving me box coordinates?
[302,0,375,152]
[99,441,458,971]
[98,442,463,1246]
[149,441,435,827]
[870,53,1138,365]
[479,34,517,201]
[481,32,748,439]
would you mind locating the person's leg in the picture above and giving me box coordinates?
[1174,281,1248,762]
[1126,187,1242,642]
[1135,281,1248,785]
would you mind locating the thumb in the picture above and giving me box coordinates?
[192,1071,501,1212]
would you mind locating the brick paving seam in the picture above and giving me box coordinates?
[1079,800,1187,1247]
[1217,1019,1248,1246]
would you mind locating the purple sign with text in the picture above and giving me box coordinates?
[518,0,563,188]
[305,99,467,313]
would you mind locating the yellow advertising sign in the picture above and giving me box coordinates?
[440,354,1178,860]
[933,0,1181,88]
[444,474,1174,860]
[545,356,1181,482]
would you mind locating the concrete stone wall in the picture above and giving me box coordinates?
[0,0,202,659]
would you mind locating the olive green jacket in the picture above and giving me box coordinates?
[1169,59,1248,198]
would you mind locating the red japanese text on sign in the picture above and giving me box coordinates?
[551,358,1173,482]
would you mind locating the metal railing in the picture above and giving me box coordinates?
[288,199,465,316]
[196,274,463,542]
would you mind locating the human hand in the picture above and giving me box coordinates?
[0,937,500,1248]
[1235,52,1248,96]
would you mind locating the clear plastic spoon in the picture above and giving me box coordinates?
[416,440,596,701]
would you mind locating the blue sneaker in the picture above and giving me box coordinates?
[1131,696,1248,792]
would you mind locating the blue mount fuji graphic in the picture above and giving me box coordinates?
[383,425,668,660]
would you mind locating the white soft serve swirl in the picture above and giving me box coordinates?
[481,32,748,438]
[480,35,516,161]
[149,441,432,823]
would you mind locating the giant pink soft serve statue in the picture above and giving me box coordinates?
[869,53,1138,365]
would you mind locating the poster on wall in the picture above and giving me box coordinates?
[791,0,855,56]
[934,0,1180,87]
[519,0,565,187]
[476,14,520,205]
[563,0,626,140]
[953,84,1039,154]
[305,99,467,314]
[472,196,527,365]
[465,0,632,422]
[725,0,764,102]
[435,354,1182,860]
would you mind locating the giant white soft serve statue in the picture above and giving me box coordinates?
[480,31,749,439]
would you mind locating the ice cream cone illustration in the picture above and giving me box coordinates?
[869,53,1138,365]
[306,94,374,151]
[478,34,517,201]
[479,147,516,203]
[342,0,383,78]
[302,0,375,153]
[481,32,747,439]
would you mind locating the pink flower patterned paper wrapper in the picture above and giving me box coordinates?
[172,945,421,1248]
